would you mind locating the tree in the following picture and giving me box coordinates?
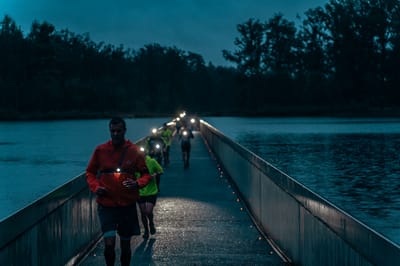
[297,7,332,104]
[222,18,265,77]
[373,0,400,105]
[0,15,26,112]
[25,20,58,111]
[263,13,299,76]
[321,0,400,106]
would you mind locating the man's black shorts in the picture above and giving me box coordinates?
[97,204,140,238]
[138,194,157,205]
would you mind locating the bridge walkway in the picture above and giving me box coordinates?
[78,131,286,265]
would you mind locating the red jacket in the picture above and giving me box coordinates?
[86,140,151,206]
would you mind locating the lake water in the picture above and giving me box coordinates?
[1,117,399,245]
[205,117,400,245]
[0,118,168,219]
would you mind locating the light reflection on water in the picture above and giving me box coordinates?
[205,117,400,244]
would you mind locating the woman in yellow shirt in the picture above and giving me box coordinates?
[138,154,163,238]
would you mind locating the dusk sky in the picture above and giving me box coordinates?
[1,0,329,66]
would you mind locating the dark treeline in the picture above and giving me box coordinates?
[1,0,400,120]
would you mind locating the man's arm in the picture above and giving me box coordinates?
[134,149,152,188]
[86,149,102,193]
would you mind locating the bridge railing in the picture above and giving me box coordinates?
[200,119,400,266]
[0,137,148,266]
[0,173,100,266]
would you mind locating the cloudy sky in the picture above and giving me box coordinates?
[1,0,328,66]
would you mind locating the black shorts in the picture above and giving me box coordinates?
[97,204,140,238]
[181,142,191,152]
[138,195,157,205]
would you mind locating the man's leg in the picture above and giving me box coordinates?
[120,238,132,266]
[164,145,170,165]
[147,202,156,234]
[182,145,188,168]
[139,202,149,238]
[103,235,116,266]
[118,204,140,265]
[98,205,118,266]
[187,145,191,167]
[156,174,161,192]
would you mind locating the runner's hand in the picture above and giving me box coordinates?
[95,186,107,196]
[122,178,138,189]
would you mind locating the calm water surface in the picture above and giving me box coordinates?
[1,117,399,245]
[0,118,168,219]
[205,117,400,244]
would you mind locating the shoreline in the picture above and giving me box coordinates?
[2,107,400,121]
